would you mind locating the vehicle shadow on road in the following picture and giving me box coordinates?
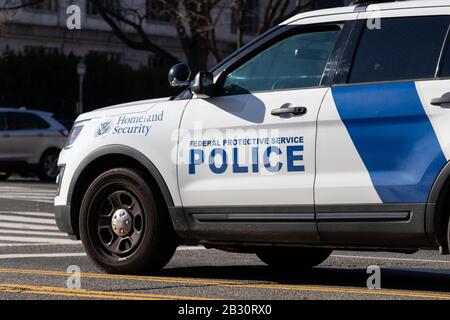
[158,265,450,293]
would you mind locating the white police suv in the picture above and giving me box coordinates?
[55,0,450,274]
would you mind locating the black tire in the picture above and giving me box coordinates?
[79,168,178,274]
[37,149,60,181]
[0,172,10,181]
[256,247,332,270]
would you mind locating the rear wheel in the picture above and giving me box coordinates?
[79,168,178,274]
[256,247,332,270]
[38,149,60,181]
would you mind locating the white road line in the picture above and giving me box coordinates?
[0,236,75,244]
[0,197,54,204]
[0,193,55,200]
[0,189,55,194]
[0,188,56,195]
[0,222,58,231]
[177,246,206,251]
[0,242,81,247]
[0,186,56,204]
[0,252,86,259]
[0,229,67,237]
[0,188,56,194]
[0,186,55,191]
[0,215,56,225]
[0,211,54,218]
[331,254,450,264]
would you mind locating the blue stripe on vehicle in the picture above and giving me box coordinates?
[332,82,447,203]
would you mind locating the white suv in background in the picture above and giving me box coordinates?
[0,108,68,181]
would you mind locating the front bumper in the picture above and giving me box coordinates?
[55,205,76,238]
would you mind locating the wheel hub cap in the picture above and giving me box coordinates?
[111,209,133,237]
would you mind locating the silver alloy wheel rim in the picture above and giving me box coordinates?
[96,190,145,257]
[43,154,59,178]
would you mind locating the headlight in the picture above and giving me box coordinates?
[65,123,85,148]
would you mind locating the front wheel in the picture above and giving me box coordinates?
[256,247,332,270]
[79,168,178,274]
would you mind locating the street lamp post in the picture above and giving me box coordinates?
[76,59,86,115]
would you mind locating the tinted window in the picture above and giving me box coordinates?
[222,28,341,94]
[349,17,449,84]
[0,113,6,131]
[6,112,50,131]
[440,42,450,77]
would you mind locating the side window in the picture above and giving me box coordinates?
[222,27,341,95]
[349,16,449,84]
[0,114,6,131]
[440,40,450,77]
[6,112,50,131]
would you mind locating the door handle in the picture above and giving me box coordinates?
[431,92,450,108]
[271,106,307,117]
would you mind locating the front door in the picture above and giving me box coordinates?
[178,23,344,242]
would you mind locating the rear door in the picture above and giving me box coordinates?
[315,9,450,245]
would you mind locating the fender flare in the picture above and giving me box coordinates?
[67,144,175,209]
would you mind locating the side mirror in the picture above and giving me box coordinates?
[191,72,215,98]
[168,63,191,88]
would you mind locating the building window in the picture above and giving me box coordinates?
[148,55,166,69]
[24,46,59,55]
[86,0,118,16]
[90,51,122,63]
[22,0,57,11]
[231,0,259,35]
[86,1,99,15]
[146,0,172,23]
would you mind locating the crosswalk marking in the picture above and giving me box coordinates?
[0,222,59,231]
[0,211,78,246]
[0,229,68,237]
[0,185,55,204]
[0,183,80,246]
[0,211,55,218]
[0,236,75,244]
[0,215,56,225]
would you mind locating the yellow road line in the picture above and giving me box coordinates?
[0,283,214,300]
[0,268,449,300]
[0,268,239,286]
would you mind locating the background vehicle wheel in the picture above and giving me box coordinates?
[0,172,11,181]
[38,149,60,181]
[79,168,178,274]
[256,247,332,270]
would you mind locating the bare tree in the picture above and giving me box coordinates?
[0,0,321,73]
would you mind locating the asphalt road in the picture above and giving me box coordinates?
[1,180,450,300]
